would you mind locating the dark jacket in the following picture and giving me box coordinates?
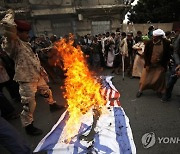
[172,34,180,65]
[144,38,172,70]
[0,48,15,79]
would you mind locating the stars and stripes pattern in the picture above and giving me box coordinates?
[34,76,136,154]
[100,76,121,107]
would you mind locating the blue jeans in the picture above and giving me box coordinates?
[163,65,178,100]
[0,116,32,154]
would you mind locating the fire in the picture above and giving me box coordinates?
[54,35,106,141]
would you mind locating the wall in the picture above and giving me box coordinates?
[77,0,122,6]
[122,23,173,35]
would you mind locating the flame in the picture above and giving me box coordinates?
[54,35,106,141]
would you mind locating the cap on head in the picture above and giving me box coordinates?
[14,19,31,32]
[153,29,165,38]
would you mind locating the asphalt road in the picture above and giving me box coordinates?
[1,68,180,154]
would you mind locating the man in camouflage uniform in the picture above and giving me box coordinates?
[1,9,64,136]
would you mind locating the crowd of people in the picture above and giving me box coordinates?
[75,26,180,101]
[0,9,179,153]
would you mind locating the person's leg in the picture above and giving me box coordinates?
[0,92,16,120]
[37,76,64,112]
[136,83,144,98]
[0,116,32,154]
[0,83,4,93]
[136,68,147,98]
[162,71,178,102]
[129,53,134,76]
[19,82,43,135]
[5,80,21,103]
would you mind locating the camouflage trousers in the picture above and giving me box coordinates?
[19,76,55,127]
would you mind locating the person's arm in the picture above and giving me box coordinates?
[0,9,18,56]
[175,65,180,77]
[132,43,142,50]
[173,35,180,65]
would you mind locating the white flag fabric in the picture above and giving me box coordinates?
[34,76,136,154]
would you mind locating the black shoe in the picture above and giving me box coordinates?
[25,123,43,136]
[136,91,142,98]
[161,96,170,103]
[50,103,64,112]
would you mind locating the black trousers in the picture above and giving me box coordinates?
[0,92,15,119]
[0,80,20,101]
[164,65,178,99]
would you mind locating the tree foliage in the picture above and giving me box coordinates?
[128,0,180,23]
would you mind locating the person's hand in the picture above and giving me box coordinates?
[1,9,16,26]
[1,9,17,39]
[175,65,180,71]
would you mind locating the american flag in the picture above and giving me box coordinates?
[100,76,121,107]
[34,76,136,154]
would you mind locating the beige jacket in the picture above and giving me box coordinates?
[132,42,145,55]
[119,38,128,57]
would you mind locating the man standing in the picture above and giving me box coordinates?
[1,9,64,136]
[136,29,171,98]
[161,29,180,102]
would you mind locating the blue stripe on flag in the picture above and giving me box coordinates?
[39,111,69,154]
[72,123,91,154]
[94,133,114,153]
[114,107,132,154]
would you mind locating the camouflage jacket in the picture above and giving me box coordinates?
[1,10,42,82]
[3,37,42,82]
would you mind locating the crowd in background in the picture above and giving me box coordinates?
[0,11,180,152]
[1,25,180,115]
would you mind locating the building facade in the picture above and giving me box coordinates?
[0,0,131,37]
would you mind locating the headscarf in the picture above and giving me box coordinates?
[153,29,165,38]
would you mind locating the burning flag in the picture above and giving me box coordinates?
[52,35,107,141]
[34,36,136,154]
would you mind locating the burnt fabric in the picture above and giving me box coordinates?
[34,76,136,154]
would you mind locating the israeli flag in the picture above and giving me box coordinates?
[34,77,136,154]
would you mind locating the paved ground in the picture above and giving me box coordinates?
[1,68,180,154]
